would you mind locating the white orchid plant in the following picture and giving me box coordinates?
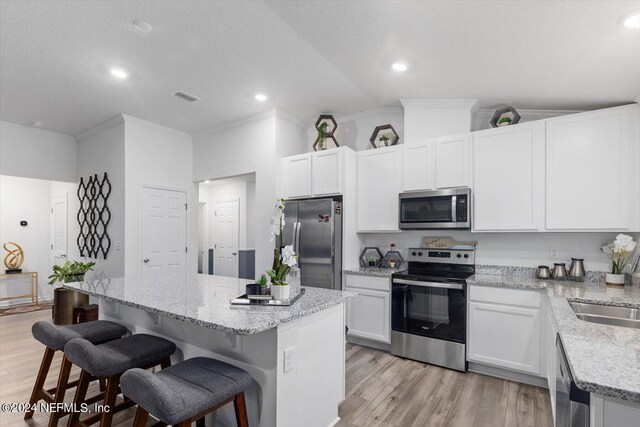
[267,199,298,286]
[601,234,637,274]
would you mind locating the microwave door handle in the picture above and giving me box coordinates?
[393,278,463,290]
[451,195,457,222]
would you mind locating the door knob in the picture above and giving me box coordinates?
[143,258,150,263]
[232,252,237,256]
[60,254,67,258]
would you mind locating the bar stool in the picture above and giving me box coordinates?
[26,320,128,426]
[64,334,176,427]
[120,357,251,427]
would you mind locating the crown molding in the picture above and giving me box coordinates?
[401,99,480,115]
[334,107,403,124]
[474,108,584,118]
[121,114,191,140]
[274,109,306,130]
[75,115,125,141]
[194,109,277,139]
[0,120,77,140]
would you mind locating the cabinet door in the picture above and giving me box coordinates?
[345,287,390,343]
[546,107,632,230]
[434,134,470,188]
[357,146,401,231]
[472,122,545,231]
[468,301,541,375]
[282,154,312,199]
[312,148,342,196]
[401,141,433,192]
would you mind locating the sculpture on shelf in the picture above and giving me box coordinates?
[313,115,339,151]
[3,242,24,273]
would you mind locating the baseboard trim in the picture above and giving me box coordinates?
[347,335,391,352]
[327,417,341,427]
[468,362,548,388]
[0,297,53,308]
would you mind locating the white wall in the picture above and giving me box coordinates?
[194,109,305,275]
[77,117,126,278]
[358,231,640,272]
[0,176,80,304]
[123,115,196,278]
[307,108,404,153]
[0,121,77,182]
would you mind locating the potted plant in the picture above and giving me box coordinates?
[497,116,512,127]
[601,234,637,286]
[317,122,329,151]
[256,274,269,295]
[378,133,392,146]
[48,260,95,325]
[267,199,298,300]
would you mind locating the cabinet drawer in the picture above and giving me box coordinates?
[345,274,390,292]
[469,285,541,308]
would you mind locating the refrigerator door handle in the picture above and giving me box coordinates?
[291,221,298,253]
[295,221,302,254]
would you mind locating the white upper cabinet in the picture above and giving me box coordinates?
[472,122,545,231]
[545,105,636,230]
[357,146,401,232]
[282,147,353,199]
[401,141,433,192]
[312,148,342,196]
[434,133,470,188]
[282,154,312,199]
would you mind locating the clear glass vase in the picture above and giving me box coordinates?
[287,267,301,296]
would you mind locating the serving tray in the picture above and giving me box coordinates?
[230,288,305,306]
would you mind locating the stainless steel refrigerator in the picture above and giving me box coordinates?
[281,198,342,290]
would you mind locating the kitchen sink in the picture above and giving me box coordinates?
[569,302,640,329]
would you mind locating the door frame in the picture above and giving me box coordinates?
[213,197,240,277]
[50,192,68,268]
[137,184,190,280]
[198,201,207,274]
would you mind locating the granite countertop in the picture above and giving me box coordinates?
[469,270,640,403]
[344,263,407,277]
[63,274,356,335]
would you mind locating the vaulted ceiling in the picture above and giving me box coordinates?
[1,0,639,136]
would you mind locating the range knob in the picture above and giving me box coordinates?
[418,252,423,256]
[457,254,462,258]
[464,254,469,259]
[411,251,417,256]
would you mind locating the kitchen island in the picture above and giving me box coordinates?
[64,274,356,427]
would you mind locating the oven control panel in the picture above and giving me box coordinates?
[408,248,475,265]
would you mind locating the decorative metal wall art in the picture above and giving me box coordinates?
[77,173,111,259]
[313,114,339,151]
[490,106,521,128]
[369,124,399,148]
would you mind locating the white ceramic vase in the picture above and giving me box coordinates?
[271,284,291,301]
[605,273,625,286]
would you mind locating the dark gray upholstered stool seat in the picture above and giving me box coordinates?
[32,320,128,350]
[64,334,177,378]
[25,320,128,427]
[121,357,252,426]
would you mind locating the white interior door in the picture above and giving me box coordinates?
[214,199,239,277]
[140,187,187,283]
[198,202,206,274]
[51,194,68,265]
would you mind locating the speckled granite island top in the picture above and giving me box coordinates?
[63,274,356,336]
[469,271,640,403]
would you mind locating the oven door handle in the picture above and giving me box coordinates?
[392,278,463,290]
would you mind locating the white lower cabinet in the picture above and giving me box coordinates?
[468,286,542,375]
[345,274,390,344]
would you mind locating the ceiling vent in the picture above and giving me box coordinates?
[173,91,200,103]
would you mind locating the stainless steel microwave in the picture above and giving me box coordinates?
[399,188,471,230]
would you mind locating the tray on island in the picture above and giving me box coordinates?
[230,288,305,306]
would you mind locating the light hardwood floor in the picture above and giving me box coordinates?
[0,309,553,427]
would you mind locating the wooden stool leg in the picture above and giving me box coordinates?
[233,392,249,427]
[196,416,206,427]
[160,357,171,369]
[98,378,106,392]
[133,407,149,427]
[67,370,91,427]
[25,347,55,419]
[99,374,121,427]
[48,355,73,427]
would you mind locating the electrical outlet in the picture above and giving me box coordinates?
[549,247,559,259]
[116,241,122,251]
[284,347,294,373]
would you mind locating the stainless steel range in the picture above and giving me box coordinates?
[391,246,475,372]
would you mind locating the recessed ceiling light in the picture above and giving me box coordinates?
[133,20,153,32]
[392,62,408,72]
[620,10,640,29]
[110,67,128,79]
[31,121,44,128]
[254,93,267,102]
[204,180,211,184]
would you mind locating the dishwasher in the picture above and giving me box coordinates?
[556,335,590,426]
